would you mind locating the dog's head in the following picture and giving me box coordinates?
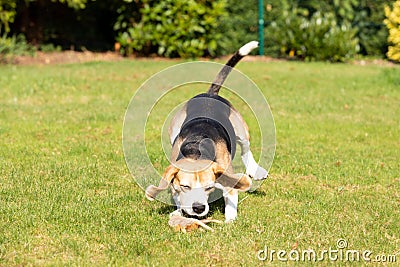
[145,158,252,217]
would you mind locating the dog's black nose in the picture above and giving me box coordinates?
[192,202,206,214]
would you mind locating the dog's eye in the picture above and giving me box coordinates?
[205,186,214,192]
[181,185,191,190]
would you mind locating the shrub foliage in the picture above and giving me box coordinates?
[0,0,398,60]
[265,8,359,62]
[217,0,258,55]
[0,0,17,34]
[263,0,393,60]
[0,33,35,63]
[384,0,400,62]
[116,0,226,58]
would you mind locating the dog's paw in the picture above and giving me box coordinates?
[242,158,268,180]
[241,151,268,180]
[251,166,268,181]
[224,208,237,223]
[224,214,237,223]
[224,218,236,224]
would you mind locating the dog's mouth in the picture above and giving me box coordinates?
[181,212,207,220]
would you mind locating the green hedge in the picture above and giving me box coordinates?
[116,0,226,58]
[0,0,396,60]
[217,0,258,55]
[264,9,359,62]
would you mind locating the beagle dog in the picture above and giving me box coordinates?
[145,41,268,222]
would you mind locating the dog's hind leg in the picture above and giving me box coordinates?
[238,139,268,180]
[229,108,268,180]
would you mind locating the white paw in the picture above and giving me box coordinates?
[224,208,237,223]
[225,218,236,223]
[242,151,268,180]
[224,215,236,223]
[251,166,268,181]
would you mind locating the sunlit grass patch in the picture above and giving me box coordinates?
[0,60,399,266]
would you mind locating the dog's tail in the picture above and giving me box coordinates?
[207,41,259,95]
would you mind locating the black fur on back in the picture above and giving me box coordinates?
[175,94,236,161]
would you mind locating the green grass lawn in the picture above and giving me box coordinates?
[0,59,399,266]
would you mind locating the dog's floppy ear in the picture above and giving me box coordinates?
[145,165,179,201]
[212,163,252,191]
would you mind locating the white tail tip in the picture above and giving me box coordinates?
[238,41,259,56]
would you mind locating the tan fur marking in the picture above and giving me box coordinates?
[214,141,233,174]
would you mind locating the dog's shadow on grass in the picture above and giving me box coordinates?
[247,189,266,197]
[208,195,226,217]
[156,204,175,215]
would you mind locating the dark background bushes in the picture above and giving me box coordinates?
[0,0,397,61]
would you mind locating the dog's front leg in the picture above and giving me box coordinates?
[224,189,238,223]
[170,192,182,217]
